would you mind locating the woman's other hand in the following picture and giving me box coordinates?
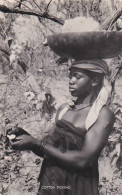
[9,134,36,151]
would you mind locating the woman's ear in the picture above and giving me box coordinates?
[91,77,99,87]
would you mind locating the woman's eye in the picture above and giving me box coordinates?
[75,74,82,79]
[69,73,83,79]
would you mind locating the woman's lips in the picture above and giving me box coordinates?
[69,86,76,91]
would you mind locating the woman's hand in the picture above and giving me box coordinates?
[6,127,30,137]
[6,127,44,157]
[9,134,36,151]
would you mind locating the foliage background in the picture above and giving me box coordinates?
[0,0,121,194]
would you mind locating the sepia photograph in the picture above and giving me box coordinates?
[0,0,121,195]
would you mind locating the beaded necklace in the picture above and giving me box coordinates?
[70,102,93,111]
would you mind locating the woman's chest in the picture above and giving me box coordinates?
[61,108,90,130]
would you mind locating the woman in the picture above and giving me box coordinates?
[8,59,115,195]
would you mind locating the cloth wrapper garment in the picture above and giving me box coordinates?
[38,119,99,195]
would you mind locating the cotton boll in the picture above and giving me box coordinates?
[24,91,35,102]
[37,93,46,102]
[7,134,16,140]
[10,54,17,65]
[62,16,100,33]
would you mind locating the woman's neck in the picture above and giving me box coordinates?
[76,90,98,105]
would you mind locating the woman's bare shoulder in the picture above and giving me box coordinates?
[100,106,114,118]
[98,105,115,126]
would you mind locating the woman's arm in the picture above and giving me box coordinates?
[9,106,115,169]
[41,106,115,169]
[7,127,45,157]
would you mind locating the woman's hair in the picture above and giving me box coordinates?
[83,69,104,89]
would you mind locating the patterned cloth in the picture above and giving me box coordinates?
[72,59,110,75]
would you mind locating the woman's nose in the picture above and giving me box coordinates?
[69,76,76,84]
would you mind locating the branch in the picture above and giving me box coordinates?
[110,61,122,105]
[14,0,33,11]
[0,5,64,25]
[45,0,53,12]
[101,7,122,30]
[111,61,122,85]
[32,0,42,12]
[42,12,64,25]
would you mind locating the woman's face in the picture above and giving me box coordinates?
[69,68,93,98]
